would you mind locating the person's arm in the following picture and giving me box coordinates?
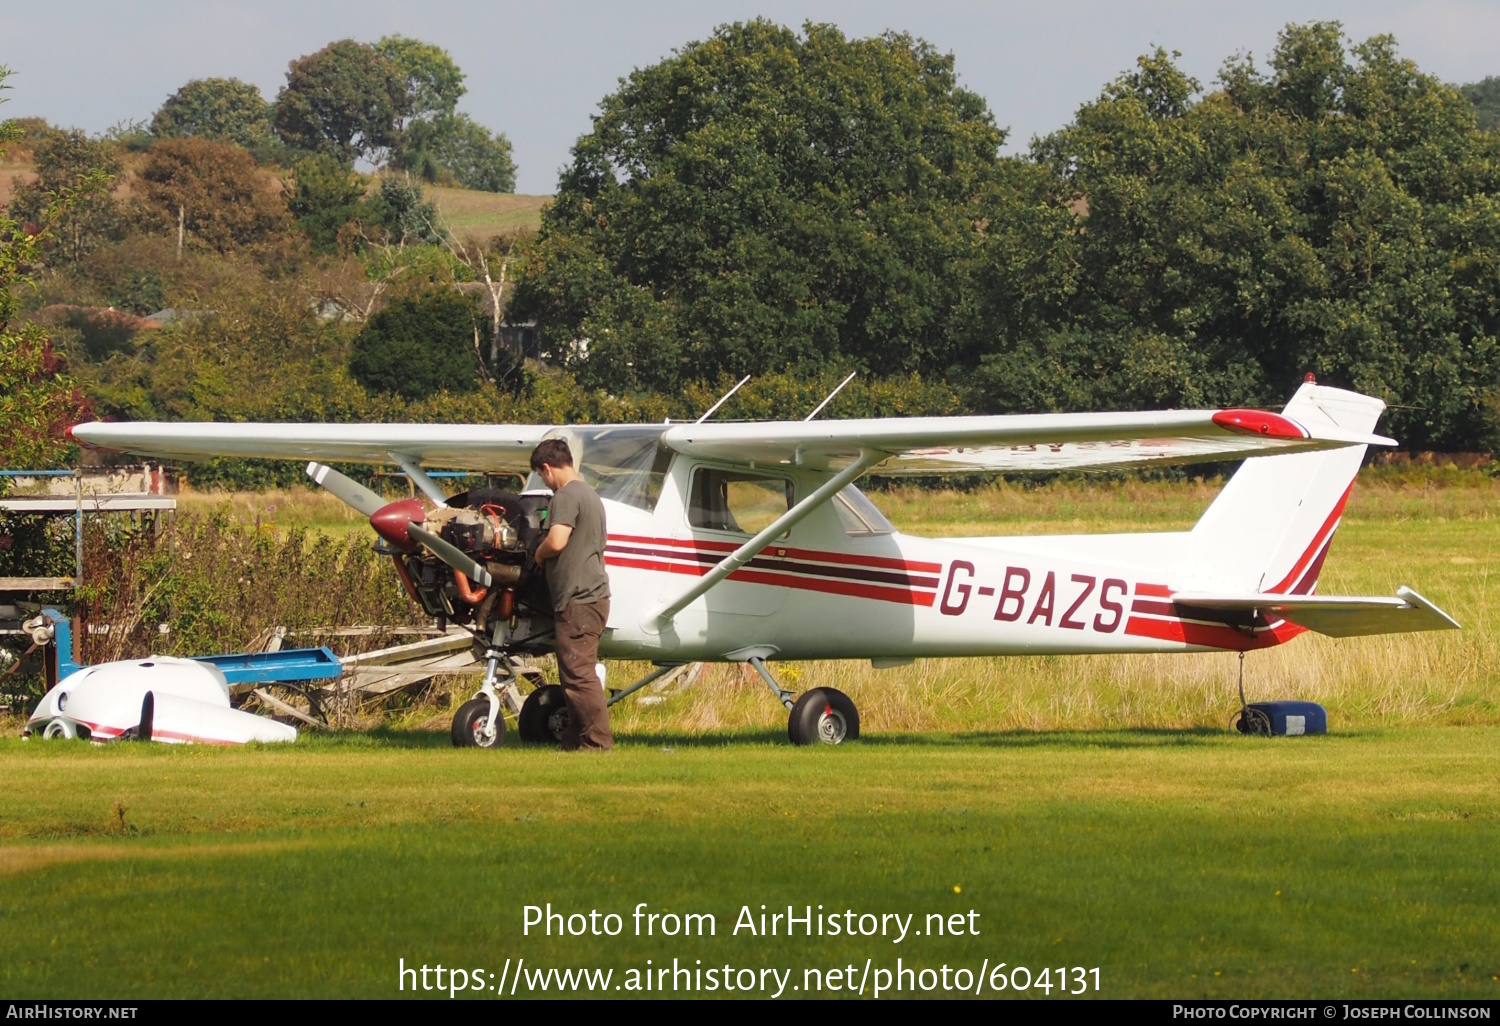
[534,523,573,564]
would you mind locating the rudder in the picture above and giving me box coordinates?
[1186,384,1386,594]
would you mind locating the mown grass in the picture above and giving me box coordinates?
[0,728,1497,998]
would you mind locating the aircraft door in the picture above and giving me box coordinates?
[685,465,795,617]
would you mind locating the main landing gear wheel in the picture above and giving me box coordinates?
[452,698,505,749]
[519,684,571,745]
[788,688,860,746]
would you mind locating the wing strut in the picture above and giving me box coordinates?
[387,452,449,507]
[642,449,884,631]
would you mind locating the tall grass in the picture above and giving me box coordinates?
[27,469,1500,733]
[74,505,423,666]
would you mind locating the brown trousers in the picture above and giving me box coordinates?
[554,600,612,751]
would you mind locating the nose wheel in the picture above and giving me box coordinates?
[452,698,505,748]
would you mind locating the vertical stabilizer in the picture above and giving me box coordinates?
[1185,384,1386,593]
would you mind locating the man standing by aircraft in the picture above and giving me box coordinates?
[531,439,613,751]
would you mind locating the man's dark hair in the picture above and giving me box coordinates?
[530,438,575,471]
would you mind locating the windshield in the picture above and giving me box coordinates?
[535,425,672,511]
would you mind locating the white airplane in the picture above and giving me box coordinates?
[68,380,1459,747]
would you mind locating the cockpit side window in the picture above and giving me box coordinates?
[832,485,896,536]
[688,468,793,535]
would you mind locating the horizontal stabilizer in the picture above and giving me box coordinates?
[1170,586,1461,638]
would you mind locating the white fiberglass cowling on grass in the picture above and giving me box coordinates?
[26,657,297,745]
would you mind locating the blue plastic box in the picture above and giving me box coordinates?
[1240,700,1327,736]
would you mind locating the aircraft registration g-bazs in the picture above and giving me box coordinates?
[69,381,1459,747]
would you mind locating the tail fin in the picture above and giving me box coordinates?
[1186,384,1386,594]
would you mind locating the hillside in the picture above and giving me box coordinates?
[427,187,548,236]
[0,151,548,237]
[0,162,34,209]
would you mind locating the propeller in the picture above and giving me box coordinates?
[306,460,494,590]
[305,463,387,517]
[408,523,493,588]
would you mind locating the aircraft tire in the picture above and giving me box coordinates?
[788,688,859,746]
[452,698,505,749]
[518,684,570,745]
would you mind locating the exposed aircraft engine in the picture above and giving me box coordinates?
[391,488,552,632]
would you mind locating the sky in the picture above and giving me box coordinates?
[5,1,1499,195]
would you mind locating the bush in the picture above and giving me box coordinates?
[138,138,291,253]
[75,510,423,664]
[349,289,487,400]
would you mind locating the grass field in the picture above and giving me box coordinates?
[1,729,1496,998]
[427,187,547,237]
[5,472,1498,999]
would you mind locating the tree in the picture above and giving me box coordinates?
[511,20,1007,393]
[371,38,516,192]
[413,113,516,192]
[0,68,91,468]
[151,78,275,156]
[361,175,444,246]
[1457,76,1500,131]
[349,289,496,399]
[139,138,291,253]
[7,128,127,264]
[288,154,367,253]
[374,35,465,125]
[1010,22,1500,451]
[273,40,407,165]
[444,228,527,378]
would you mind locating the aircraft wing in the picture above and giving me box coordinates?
[1170,587,1461,638]
[69,399,1392,477]
[68,422,553,476]
[661,407,1394,474]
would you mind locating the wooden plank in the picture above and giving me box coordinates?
[251,688,324,729]
[0,496,176,512]
[0,577,75,591]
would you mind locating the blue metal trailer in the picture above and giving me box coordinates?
[38,608,342,687]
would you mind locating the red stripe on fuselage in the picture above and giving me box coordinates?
[1124,615,1304,650]
[606,543,939,589]
[603,555,935,606]
[607,534,941,574]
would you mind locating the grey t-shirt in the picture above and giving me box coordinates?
[543,479,611,610]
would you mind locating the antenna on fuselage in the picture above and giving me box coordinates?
[695,374,751,424]
[804,371,857,421]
